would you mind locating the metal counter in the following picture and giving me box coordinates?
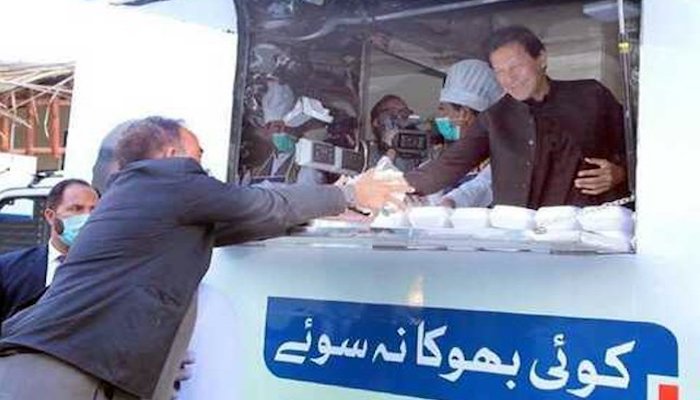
[254,223,633,254]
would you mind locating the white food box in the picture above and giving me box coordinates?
[535,206,581,231]
[578,205,634,233]
[408,206,452,229]
[490,205,536,230]
[371,210,411,229]
[283,97,334,127]
[450,207,491,229]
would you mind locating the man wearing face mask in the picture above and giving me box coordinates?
[246,80,324,184]
[0,179,98,328]
[400,26,630,209]
[433,59,504,208]
[0,116,408,399]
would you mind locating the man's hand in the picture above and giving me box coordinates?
[350,169,413,213]
[574,158,626,195]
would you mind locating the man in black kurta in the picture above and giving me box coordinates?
[405,26,629,208]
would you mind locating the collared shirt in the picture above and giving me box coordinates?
[443,165,493,207]
[270,152,293,175]
[45,242,65,287]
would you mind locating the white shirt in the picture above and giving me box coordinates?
[45,242,65,286]
[270,152,293,176]
[442,165,493,208]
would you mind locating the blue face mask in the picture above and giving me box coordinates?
[58,213,90,247]
[435,117,460,141]
[272,133,297,153]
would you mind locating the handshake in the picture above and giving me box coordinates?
[337,168,414,214]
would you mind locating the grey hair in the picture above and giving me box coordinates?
[114,116,185,169]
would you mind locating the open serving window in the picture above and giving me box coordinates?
[231,0,641,254]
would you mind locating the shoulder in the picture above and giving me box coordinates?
[485,94,517,112]
[0,246,43,264]
[554,79,613,97]
[107,158,210,200]
[0,246,45,276]
[485,94,529,115]
[115,158,206,182]
[553,78,599,88]
[480,95,526,125]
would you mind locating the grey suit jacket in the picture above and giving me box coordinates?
[0,157,346,398]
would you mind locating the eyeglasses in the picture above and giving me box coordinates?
[377,107,413,121]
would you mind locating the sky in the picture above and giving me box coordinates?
[0,0,237,64]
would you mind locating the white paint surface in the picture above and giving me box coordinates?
[63,9,238,181]
[204,1,700,399]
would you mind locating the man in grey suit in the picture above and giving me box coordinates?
[0,116,407,399]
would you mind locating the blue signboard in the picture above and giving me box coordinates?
[264,297,678,400]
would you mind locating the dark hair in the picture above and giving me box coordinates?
[46,179,93,210]
[370,95,405,150]
[484,25,545,60]
[91,120,136,194]
[370,95,404,124]
[114,116,185,168]
[443,102,477,115]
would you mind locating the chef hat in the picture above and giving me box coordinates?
[440,59,504,112]
[262,81,295,124]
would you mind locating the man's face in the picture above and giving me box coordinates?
[44,184,99,245]
[264,121,287,137]
[178,128,204,163]
[437,102,476,128]
[375,98,412,125]
[490,42,546,101]
[373,98,413,146]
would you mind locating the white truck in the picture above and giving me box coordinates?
[0,0,698,399]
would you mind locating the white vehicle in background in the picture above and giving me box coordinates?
[0,153,64,252]
[1,0,698,399]
[0,153,37,193]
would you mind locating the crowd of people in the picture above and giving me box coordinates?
[0,26,630,399]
